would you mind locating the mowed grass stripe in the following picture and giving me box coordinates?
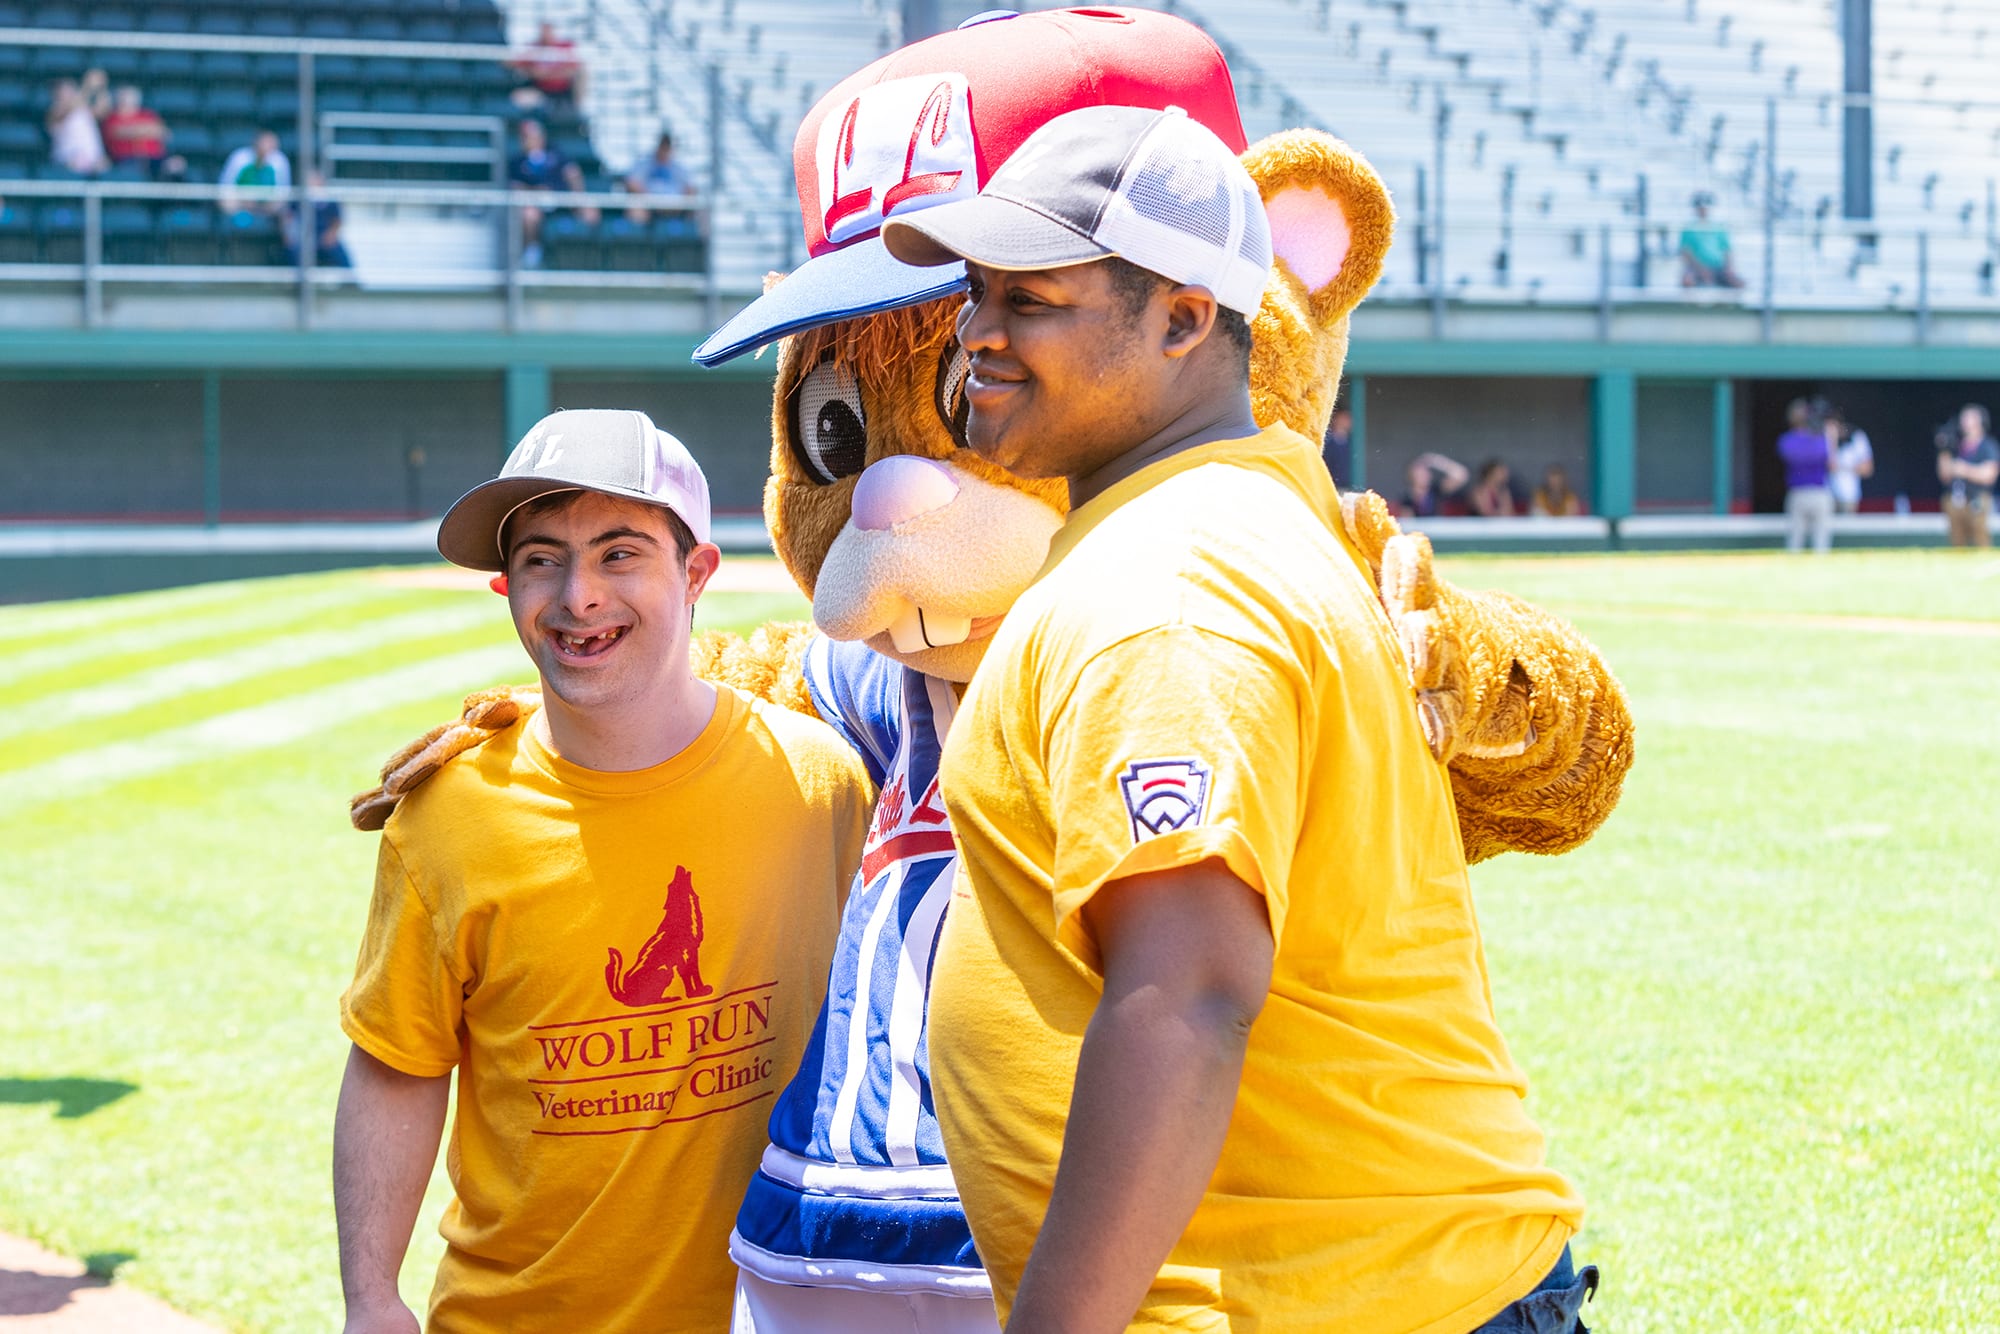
[0,602,504,745]
[0,644,525,811]
[0,622,526,772]
[0,582,400,688]
[0,576,277,639]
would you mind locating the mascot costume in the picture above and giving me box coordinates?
[351,9,1633,1330]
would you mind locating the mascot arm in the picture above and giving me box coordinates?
[1341,491,1634,864]
[347,621,821,831]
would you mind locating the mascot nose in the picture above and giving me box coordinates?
[850,456,960,532]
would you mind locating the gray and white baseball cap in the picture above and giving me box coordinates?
[880,103,1271,317]
[436,409,713,572]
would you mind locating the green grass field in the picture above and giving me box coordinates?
[2,552,1996,1331]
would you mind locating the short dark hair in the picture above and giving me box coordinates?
[502,489,698,564]
[1102,255,1253,362]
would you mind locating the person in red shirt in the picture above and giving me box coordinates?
[99,86,183,179]
[508,22,586,109]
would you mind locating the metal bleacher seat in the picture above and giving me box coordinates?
[193,10,249,38]
[36,202,81,263]
[219,211,279,265]
[0,201,33,263]
[302,14,353,41]
[29,43,82,75]
[91,46,141,78]
[255,85,298,121]
[157,205,215,265]
[203,85,258,121]
[144,49,198,80]
[406,16,456,44]
[198,49,255,80]
[100,201,154,264]
[0,121,43,157]
[139,7,192,34]
[148,83,201,120]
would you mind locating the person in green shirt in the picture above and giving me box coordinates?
[1679,192,1744,288]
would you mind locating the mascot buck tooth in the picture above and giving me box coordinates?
[351,8,1633,1329]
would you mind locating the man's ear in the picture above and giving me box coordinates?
[684,543,723,606]
[1242,130,1394,325]
[1161,285,1220,359]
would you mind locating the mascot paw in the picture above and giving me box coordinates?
[1342,491,1534,764]
[347,683,542,830]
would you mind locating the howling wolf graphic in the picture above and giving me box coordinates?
[605,865,714,1006]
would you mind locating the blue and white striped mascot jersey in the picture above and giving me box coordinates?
[730,635,987,1298]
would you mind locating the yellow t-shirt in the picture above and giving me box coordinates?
[931,423,1584,1334]
[342,685,872,1334]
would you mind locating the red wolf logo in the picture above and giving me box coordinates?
[605,865,714,1006]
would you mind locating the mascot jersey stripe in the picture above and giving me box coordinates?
[729,634,986,1293]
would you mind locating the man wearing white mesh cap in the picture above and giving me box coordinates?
[884,106,1596,1333]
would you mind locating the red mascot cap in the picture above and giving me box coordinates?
[692,6,1245,366]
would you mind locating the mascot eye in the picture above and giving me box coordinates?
[935,344,971,449]
[787,353,869,486]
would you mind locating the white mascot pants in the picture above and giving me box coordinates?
[731,1270,1002,1334]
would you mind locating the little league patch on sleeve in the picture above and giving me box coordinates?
[1119,759,1213,842]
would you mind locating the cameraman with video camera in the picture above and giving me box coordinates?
[1938,404,1998,548]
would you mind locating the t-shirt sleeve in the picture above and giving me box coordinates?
[1043,624,1304,972]
[340,836,465,1078]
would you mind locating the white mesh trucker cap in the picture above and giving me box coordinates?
[436,409,713,572]
[880,103,1271,316]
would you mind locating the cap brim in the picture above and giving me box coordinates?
[881,194,1111,273]
[436,477,691,572]
[692,235,970,367]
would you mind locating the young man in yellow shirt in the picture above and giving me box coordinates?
[333,410,872,1333]
[882,108,1597,1333]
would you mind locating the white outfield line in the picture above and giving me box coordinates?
[0,583,410,688]
[0,645,528,811]
[0,603,506,744]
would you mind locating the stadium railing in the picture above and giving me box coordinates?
[0,176,728,329]
[0,24,804,322]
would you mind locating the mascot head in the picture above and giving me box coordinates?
[693,7,1392,682]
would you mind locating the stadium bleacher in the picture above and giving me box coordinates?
[2,0,1993,307]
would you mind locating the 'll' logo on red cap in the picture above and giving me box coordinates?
[815,74,978,249]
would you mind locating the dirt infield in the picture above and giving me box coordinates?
[0,1234,217,1331]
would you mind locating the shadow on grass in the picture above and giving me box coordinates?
[0,1077,139,1119]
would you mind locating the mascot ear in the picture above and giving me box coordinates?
[1243,130,1394,326]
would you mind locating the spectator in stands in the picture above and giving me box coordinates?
[1939,403,1999,548]
[1777,397,1835,553]
[508,21,585,111]
[1679,193,1744,290]
[219,129,293,224]
[284,170,352,270]
[623,131,700,233]
[510,118,596,269]
[1400,451,1468,519]
[99,85,185,181]
[1531,464,1585,516]
[1468,457,1518,517]
[45,76,109,177]
[1824,405,1873,515]
[1321,405,1353,489]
